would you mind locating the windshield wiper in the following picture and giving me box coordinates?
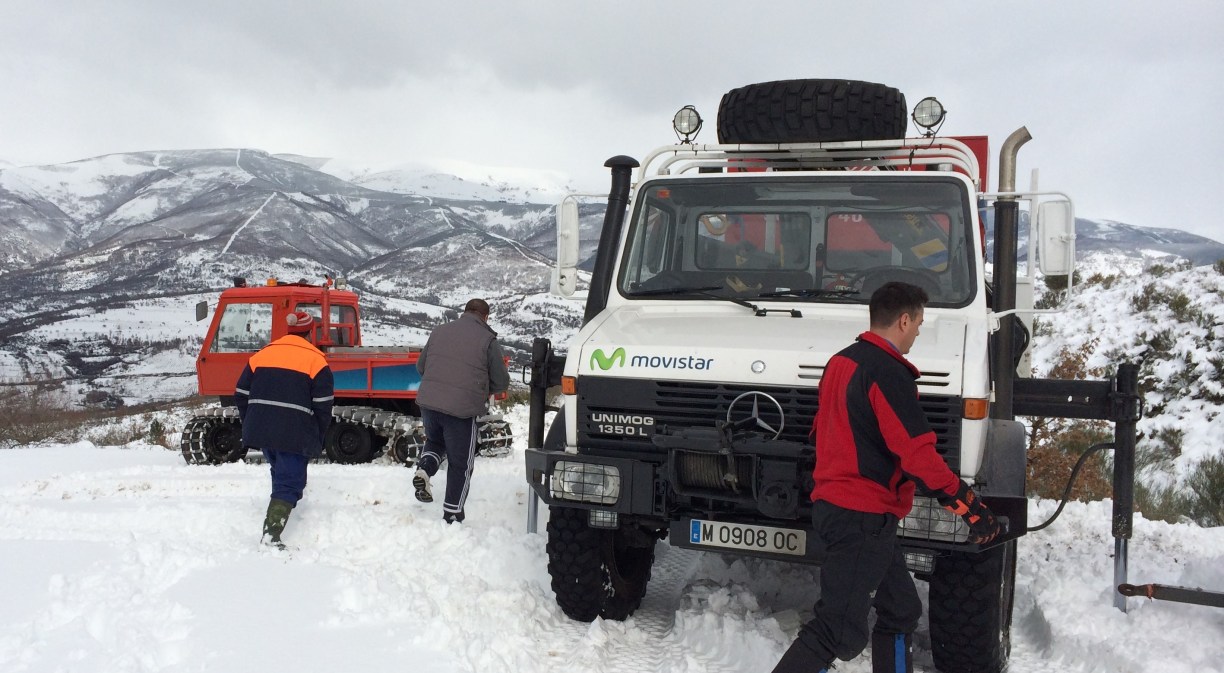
[626,283,798,318]
[758,288,861,300]
[626,285,768,315]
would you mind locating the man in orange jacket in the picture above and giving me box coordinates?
[235,311,334,548]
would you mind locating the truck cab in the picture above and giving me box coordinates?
[195,277,362,400]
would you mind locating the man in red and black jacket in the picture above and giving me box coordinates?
[235,311,334,549]
[773,282,1000,673]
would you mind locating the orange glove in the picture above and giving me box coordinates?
[941,480,1001,544]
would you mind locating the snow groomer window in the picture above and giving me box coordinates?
[211,302,274,352]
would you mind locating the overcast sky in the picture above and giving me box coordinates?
[2,1,1222,241]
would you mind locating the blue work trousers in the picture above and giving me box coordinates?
[263,449,309,506]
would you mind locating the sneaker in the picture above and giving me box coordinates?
[413,468,433,503]
[443,510,465,524]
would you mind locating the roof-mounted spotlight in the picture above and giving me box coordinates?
[673,105,703,144]
[912,96,946,136]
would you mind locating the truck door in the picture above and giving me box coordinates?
[197,301,274,396]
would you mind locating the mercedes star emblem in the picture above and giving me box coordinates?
[726,391,785,440]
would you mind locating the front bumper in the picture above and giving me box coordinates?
[525,447,1027,556]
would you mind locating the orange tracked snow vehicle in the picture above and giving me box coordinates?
[182,276,512,465]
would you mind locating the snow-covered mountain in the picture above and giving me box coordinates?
[0,149,604,402]
[986,213,1224,273]
[305,155,577,205]
[0,148,1221,432]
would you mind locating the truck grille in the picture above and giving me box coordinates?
[576,378,961,472]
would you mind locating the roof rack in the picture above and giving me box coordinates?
[638,137,983,191]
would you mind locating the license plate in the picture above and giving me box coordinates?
[688,519,806,556]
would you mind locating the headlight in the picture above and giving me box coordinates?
[898,495,968,543]
[672,105,703,143]
[911,96,946,132]
[551,461,621,505]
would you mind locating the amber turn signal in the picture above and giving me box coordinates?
[963,398,989,420]
[561,376,577,395]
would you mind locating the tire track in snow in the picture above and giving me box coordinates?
[542,543,742,673]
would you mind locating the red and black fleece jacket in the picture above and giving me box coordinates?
[810,331,960,517]
[235,335,334,456]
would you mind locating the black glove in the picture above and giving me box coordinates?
[941,480,1001,544]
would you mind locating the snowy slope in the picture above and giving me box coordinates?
[311,157,575,205]
[0,404,1221,673]
[1033,262,1224,486]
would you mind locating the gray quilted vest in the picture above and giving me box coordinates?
[416,313,497,418]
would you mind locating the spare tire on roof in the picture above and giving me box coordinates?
[717,79,908,144]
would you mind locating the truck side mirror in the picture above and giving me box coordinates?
[1035,200,1075,276]
[195,300,208,322]
[552,196,581,297]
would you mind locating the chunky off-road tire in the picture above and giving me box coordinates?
[717,79,908,144]
[546,506,655,622]
[928,541,1017,673]
[180,417,246,465]
[323,421,376,464]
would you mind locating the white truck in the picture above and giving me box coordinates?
[524,79,1141,673]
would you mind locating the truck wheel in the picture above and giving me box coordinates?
[717,79,908,144]
[323,422,376,464]
[390,427,425,466]
[546,506,655,622]
[180,417,245,465]
[928,541,1017,673]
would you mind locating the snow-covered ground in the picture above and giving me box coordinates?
[1,404,1221,673]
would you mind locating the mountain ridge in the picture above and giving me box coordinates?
[1,148,1222,409]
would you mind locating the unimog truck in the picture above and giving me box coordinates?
[523,79,1142,673]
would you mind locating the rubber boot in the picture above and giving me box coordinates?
[871,631,913,673]
[261,498,293,549]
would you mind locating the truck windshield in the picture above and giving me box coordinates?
[617,176,977,307]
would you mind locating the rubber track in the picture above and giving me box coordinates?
[182,405,513,466]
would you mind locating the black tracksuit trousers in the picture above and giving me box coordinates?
[417,408,478,517]
[772,500,922,673]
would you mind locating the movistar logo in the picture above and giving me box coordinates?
[590,347,626,370]
[589,347,714,371]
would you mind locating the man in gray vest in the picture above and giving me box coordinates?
[413,298,511,523]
